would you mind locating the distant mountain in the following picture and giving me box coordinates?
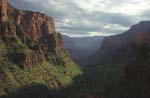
[62,35,80,51]
[77,21,150,98]
[62,35,104,63]
[83,21,150,65]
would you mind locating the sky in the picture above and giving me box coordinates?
[8,0,150,37]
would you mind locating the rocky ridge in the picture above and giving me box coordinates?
[85,21,150,65]
[0,0,81,97]
[0,0,72,68]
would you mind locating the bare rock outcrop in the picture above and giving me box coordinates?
[0,0,72,68]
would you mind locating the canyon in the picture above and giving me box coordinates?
[0,0,150,98]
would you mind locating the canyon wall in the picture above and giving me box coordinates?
[0,0,72,68]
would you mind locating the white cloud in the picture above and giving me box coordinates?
[110,1,150,15]
[9,0,150,37]
[104,24,129,30]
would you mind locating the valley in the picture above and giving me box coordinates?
[0,0,150,98]
[62,21,150,98]
[62,35,104,64]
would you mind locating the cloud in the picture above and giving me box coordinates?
[8,0,150,37]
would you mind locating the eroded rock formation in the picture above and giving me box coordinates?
[0,0,72,68]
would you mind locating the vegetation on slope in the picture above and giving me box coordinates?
[0,62,81,98]
[0,38,82,98]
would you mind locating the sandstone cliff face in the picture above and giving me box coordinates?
[0,0,7,22]
[16,11,55,40]
[0,0,72,68]
[0,0,8,35]
[6,2,55,39]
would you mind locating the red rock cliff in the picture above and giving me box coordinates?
[0,0,7,22]
[17,11,55,40]
[6,2,55,39]
[0,0,72,68]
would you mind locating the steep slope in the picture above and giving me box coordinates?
[0,0,81,97]
[79,21,150,98]
[85,21,150,65]
[62,35,104,63]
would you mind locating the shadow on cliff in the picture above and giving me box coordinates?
[59,66,113,98]
[0,83,60,98]
[0,65,120,98]
[0,66,115,98]
[0,67,103,98]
